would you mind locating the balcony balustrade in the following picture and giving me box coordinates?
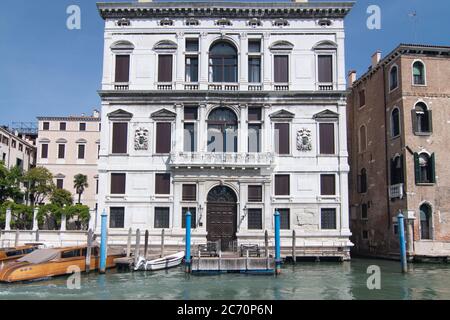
[389,183,404,199]
[208,83,239,91]
[318,83,334,91]
[114,83,129,91]
[170,152,275,168]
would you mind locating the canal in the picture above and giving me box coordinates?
[1,259,450,300]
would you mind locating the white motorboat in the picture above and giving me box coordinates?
[134,251,185,271]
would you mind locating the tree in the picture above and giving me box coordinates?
[0,162,24,204]
[73,174,89,204]
[23,167,54,206]
[50,188,73,207]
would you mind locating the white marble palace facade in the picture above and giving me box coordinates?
[97,0,353,258]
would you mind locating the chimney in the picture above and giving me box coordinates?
[371,51,382,68]
[347,70,357,88]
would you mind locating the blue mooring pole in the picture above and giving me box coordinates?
[185,211,192,273]
[274,210,281,275]
[99,209,108,274]
[397,213,408,273]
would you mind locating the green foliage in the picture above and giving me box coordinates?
[0,162,24,204]
[23,167,54,206]
[73,174,89,204]
[0,201,33,230]
[50,188,73,207]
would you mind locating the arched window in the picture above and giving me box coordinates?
[413,61,425,85]
[209,41,238,83]
[391,108,401,137]
[389,65,398,91]
[359,125,367,153]
[358,168,368,193]
[412,102,432,134]
[390,154,404,185]
[207,107,238,152]
[414,152,436,184]
[419,203,432,240]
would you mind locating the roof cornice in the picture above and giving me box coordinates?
[97,1,354,20]
[37,116,101,122]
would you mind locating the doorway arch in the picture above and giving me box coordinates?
[206,185,238,251]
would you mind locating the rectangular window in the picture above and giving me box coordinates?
[156,122,171,154]
[185,57,199,82]
[321,208,337,230]
[58,144,65,159]
[275,175,290,196]
[184,123,197,152]
[111,173,126,194]
[79,123,86,131]
[56,179,64,189]
[184,107,198,121]
[278,209,290,230]
[158,55,173,82]
[186,39,199,52]
[248,107,262,122]
[275,123,290,155]
[359,90,366,107]
[319,123,335,155]
[78,145,85,159]
[318,55,333,83]
[155,207,170,229]
[155,173,171,195]
[274,55,289,83]
[43,122,50,130]
[248,209,263,230]
[182,208,197,229]
[112,122,128,154]
[41,144,48,159]
[18,144,23,152]
[320,174,336,196]
[361,203,368,220]
[362,230,369,240]
[115,55,130,83]
[248,57,261,83]
[110,207,125,229]
[11,140,16,148]
[248,185,263,202]
[182,184,197,201]
[248,40,261,53]
[60,122,66,131]
[248,124,261,153]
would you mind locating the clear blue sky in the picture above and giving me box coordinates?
[0,0,449,125]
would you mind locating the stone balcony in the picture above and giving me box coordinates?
[389,183,404,199]
[169,152,275,169]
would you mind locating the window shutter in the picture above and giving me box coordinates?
[58,144,65,159]
[430,153,436,183]
[156,122,172,154]
[274,56,288,83]
[111,173,126,194]
[275,175,290,196]
[158,55,173,82]
[319,123,335,154]
[155,173,171,195]
[321,175,336,195]
[428,110,433,133]
[182,184,197,201]
[275,123,289,155]
[78,145,85,159]
[318,55,333,83]
[411,109,418,134]
[115,55,130,83]
[112,123,128,154]
[414,153,420,184]
[41,144,48,159]
[248,185,263,202]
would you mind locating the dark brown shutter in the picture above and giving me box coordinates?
[115,55,130,83]
[78,145,85,159]
[158,55,173,82]
[275,123,289,155]
[56,179,64,189]
[320,174,336,195]
[182,184,197,201]
[274,55,288,83]
[248,108,262,121]
[155,173,171,195]
[112,123,128,154]
[248,185,263,202]
[319,123,335,154]
[275,175,290,196]
[318,55,333,83]
[58,144,65,159]
[156,122,171,154]
[184,107,198,120]
[111,173,126,194]
[41,144,48,159]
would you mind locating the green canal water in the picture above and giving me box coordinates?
[1,259,450,300]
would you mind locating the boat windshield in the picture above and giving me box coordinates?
[17,249,59,264]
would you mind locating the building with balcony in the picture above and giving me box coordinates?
[97,0,353,258]
[36,111,101,211]
[347,44,450,260]
[0,126,36,171]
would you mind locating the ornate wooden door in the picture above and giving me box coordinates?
[206,186,237,251]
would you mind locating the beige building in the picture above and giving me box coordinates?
[0,126,36,171]
[347,44,450,260]
[36,111,101,210]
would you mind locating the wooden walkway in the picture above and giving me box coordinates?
[191,254,275,274]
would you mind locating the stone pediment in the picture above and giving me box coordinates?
[269,109,295,120]
[151,108,177,120]
[270,40,294,51]
[313,109,339,120]
[107,109,133,120]
[153,40,178,51]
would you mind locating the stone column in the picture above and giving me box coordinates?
[263,104,272,153]
[198,104,207,153]
[338,100,350,235]
[263,181,272,231]
[32,207,39,231]
[239,32,248,90]
[406,219,414,256]
[5,208,11,231]
[60,214,67,232]
[173,181,182,229]
[263,33,272,90]
[175,32,185,90]
[199,32,209,90]
[239,104,248,153]
[174,104,184,153]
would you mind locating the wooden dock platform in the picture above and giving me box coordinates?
[191,253,275,275]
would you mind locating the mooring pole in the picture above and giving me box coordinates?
[274,210,281,275]
[99,209,108,274]
[185,211,192,273]
[397,213,408,273]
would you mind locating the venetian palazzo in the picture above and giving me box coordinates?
[96,0,353,259]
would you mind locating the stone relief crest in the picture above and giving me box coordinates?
[134,127,149,151]
[297,128,312,151]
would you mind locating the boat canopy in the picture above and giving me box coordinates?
[17,249,59,264]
